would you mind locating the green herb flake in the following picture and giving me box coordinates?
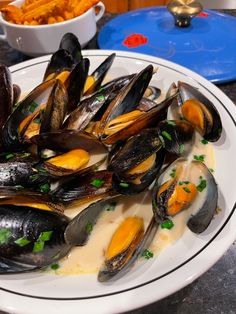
[119,182,129,188]
[197,177,207,192]
[33,118,40,124]
[159,135,165,147]
[179,144,185,154]
[39,183,50,193]
[167,120,176,126]
[98,87,104,93]
[39,231,53,242]
[51,263,60,270]
[5,153,14,160]
[90,179,105,188]
[141,249,154,260]
[183,187,191,193]
[14,237,31,247]
[170,168,176,178]
[21,152,31,158]
[96,95,105,102]
[193,154,205,162]
[161,131,172,141]
[85,223,93,234]
[15,185,24,190]
[0,228,12,245]
[29,101,38,113]
[160,219,174,230]
[201,139,208,145]
[30,174,40,181]
[209,168,214,173]
[104,202,117,211]
[33,240,44,253]
[179,181,190,185]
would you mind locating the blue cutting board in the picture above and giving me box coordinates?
[98,7,236,84]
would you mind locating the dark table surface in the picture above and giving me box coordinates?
[0,9,236,314]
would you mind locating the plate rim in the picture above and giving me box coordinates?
[0,50,236,314]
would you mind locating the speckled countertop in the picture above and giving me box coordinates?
[0,9,236,314]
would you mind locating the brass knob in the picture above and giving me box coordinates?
[167,0,203,27]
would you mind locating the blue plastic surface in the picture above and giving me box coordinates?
[98,7,236,84]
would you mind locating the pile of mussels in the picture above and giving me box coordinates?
[0,33,222,282]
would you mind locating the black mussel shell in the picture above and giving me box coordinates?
[157,119,195,156]
[84,53,116,96]
[43,49,74,81]
[59,33,83,65]
[0,205,71,267]
[178,81,222,142]
[0,162,36,186]
[0,64,13,131]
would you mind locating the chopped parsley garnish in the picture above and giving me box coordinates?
[28,101,38,113]
[161,219,174,230]
[161,131,172,141]
[159,135,165,147]
[5,153,15,160]
[85,223,93,234]
[21,152,31,158]
[14,237,31,247]
[183,187,191,193]
[170,168,176,178]
[193,154,205,162]
[0,228,12,245]
[33,241,44,253]
[32,230,53,253]
[96,95,105,102]
[98,87,104,93]
[179,181,190,185]
[104,202,117,211]
[141,249,154,260]
[209,168,214,173]
[34,118,41,124]
[197,177,207,192]
[119,182,129,188]
[201,139,208,145]
[51,263,60,270]
[30,174,40,181]
[39,183,50,193]
[38,231,53,242]
[167,120,176,126]
[15,185,24,190]
[179,144,185,154]
[90,178,105,188]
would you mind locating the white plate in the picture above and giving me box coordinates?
[0,50,236,314]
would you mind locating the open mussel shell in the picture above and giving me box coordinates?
[64,195,118,246]
[52,170,113,204]
[144,86,161,101]
[157,119,195,156]
[84,53,116,96]
[0,205,71,270]
[64,58,90,112]
[96,65,154,143]
[63,74,134,132]
[98,216,158,282]
[112,147,165,195]
[178,81,222,142]
[13,84,21,105]
[152,157,218,233]
[40,79,68,133]
[43,49,74,81]
[0,186,62,212]
[31,130,104,152]
[108,128,163,173]
[2,79,56,149]
[59,32,83,65]
[0,64,13,132]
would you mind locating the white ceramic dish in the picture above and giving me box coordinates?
[0,0,105,56]
[0,50,235,314]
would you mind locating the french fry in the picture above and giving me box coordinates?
[1,0,100,25]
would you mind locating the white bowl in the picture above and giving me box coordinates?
[0,0,105,56]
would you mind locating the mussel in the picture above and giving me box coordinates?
[0,205,71,272]
[178,81,222,142]
[152,158,218,233]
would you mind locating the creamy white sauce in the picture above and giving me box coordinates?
[49,131,215,276]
